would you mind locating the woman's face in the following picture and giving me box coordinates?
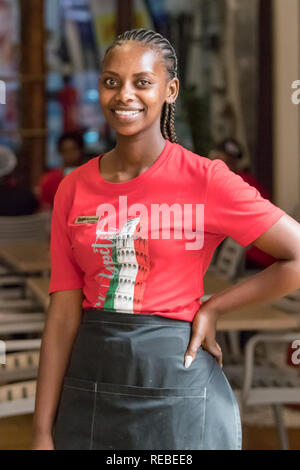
[99,42,179,137]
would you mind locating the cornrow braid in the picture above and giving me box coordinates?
[103,28,178,143]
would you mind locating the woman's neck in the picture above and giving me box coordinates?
[112,129,166,171]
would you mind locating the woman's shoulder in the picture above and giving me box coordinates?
[53,157,98,203]
[170,141,222,178]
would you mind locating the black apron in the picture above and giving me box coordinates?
[52,308,242,450]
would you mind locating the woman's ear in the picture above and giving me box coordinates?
[165,77,180,105]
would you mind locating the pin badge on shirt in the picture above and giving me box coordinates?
[74,216,100,224]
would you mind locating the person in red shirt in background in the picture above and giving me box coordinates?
[210,138,278,270]
[58,76,80,133]
[36,132,85,210]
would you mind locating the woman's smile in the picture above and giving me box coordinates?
[111,107,145,122]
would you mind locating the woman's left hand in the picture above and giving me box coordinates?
[184,304,223,369]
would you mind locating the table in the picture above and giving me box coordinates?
[217,304,299,331]
[0,242,50,274]
[26,277,50,311]
[203,271,299,331]
[203,271,232,294]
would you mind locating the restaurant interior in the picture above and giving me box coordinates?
[0,0,300,450]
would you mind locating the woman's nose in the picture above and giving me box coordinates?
[115,83,135,102]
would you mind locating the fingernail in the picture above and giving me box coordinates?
[185,355,193,368]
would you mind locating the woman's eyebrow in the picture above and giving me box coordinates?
[101,71,119,76]
[133,72,156,77]
[102,70,156,77]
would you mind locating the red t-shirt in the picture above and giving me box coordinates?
[48,140,285,322]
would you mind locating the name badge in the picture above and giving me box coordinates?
[74,216,100,224]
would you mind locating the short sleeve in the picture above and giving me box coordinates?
[206,159,286,247]
[48,179,84,295]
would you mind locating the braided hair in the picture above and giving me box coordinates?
[103,28,178,143]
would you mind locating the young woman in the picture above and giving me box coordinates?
[32,29,300,450]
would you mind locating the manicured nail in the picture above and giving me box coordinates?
[185,355,193,368]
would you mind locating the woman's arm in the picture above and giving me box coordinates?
[184,214,300,368]
[31,289,83,450]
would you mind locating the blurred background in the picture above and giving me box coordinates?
[0,0,300,450]
[0,0,299,211]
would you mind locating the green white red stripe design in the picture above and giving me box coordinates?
[102,217,149,313]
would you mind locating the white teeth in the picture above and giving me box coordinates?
[114,110,142,116]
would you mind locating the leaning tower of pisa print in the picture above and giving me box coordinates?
[96,217,150,313]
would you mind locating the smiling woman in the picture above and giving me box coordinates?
[98,29,179,144]
[97,35,179,182]
[32,28,300,451]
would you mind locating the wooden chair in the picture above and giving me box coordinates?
[224,331,300,450]
[0,212,51,302]
[0,212,51,310]
[0,380,36,418]
[0,321,44,336]
[0,211,51,245]
[270,288,300,315]
[0,312,45,324]
[0,350,39,383]
[0,339,41,419]
[214,237,247,281]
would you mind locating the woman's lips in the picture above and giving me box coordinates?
[111,108,145,122]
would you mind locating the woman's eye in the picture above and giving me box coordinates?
[137,79,151,86]
[104,78,117,87]
[102,78,151,87]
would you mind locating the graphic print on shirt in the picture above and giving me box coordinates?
[92,216,150,313]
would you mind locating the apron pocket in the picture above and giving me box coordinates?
[91,382,207,450]
[53,377,96,450]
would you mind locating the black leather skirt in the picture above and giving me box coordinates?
[52,309,242,450]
